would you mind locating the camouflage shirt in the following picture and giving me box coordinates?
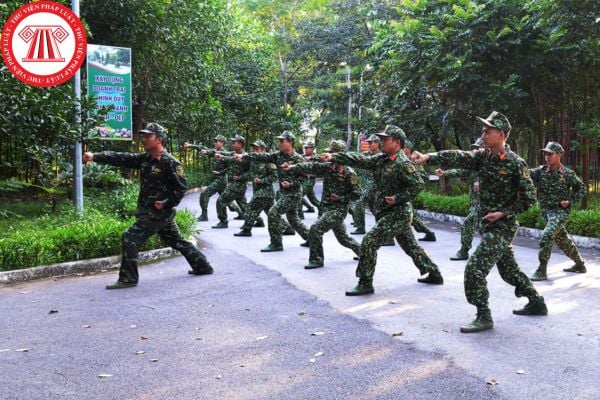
[93,151,187,219]
[289,161,360,211]
[239,157,277,198]
[357,150,379,191]
[218,151,250,191]
[332,150,424,217]
[191,146,230,180]
[530,165,586,211]
[243,151,305,195]
[428,145,535,219]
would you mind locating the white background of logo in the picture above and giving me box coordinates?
[12,12,76,76]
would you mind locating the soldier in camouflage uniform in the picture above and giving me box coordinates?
[350,134,380,235]
[210,135,249,229]
[529,142,587,281]
[403,140,436,242]
[84,123,213,289]
[299,141,321,217]
[184,136,243,221]
[435,138,484,260]
[233,140,278,237]
[323,125,444,296]
[284,140,361,269]
[412,112,547,333]
[234,131,309,252]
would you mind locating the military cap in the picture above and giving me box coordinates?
[366,134,381,143]
[477,111,512,136]
[376,125,407,141]
[324,139,346,153]
[139,122,166,138]
[303,141,315,148]
[213,134,226,142]
[252,139,267,148]
[230,134,245,145]
[541,141,564,154]
[470,137,485,148]
[276,130,296,143]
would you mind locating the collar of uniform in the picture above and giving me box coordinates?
[485,146,509,161]
[148,150,167,161]
[387,150,403,161]
[544,164,564,173]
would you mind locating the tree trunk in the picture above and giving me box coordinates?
[345,65,352,149]
[581,76,590,209]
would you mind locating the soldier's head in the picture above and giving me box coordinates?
[541,141,564,167]
[213,134,226,150]
[478,111,511,149]
[325,140,346,154]
[303,141,315,156]
[138,122,166,151]
[230,134,245,152]
[376,125,406,156]
[252,139,267,153]
[276,131,296,153]
[403,139,415,157]
[366,134,381,152]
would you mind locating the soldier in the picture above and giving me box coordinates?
[283,139,361,269]
[184,136,243,221]
[233,131,309,252]
[210,135,249,229]
[529,141,587,281]
[412,111,548,333]
[232,140,277,237]
[350,134,380,235]
[299,141,321,216]
[403,139,436,242]
[83,123,213,289]
[434,138,484,260]
[322,125,443,296]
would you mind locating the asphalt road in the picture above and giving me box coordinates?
[1,183,598,400]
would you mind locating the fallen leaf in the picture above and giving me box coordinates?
[149,359,158,363]
[48,310,58,314]
[15,348,29,352]
[314,352,324,357]
[216,374,222,380]
[245,308,250,311]
[309,358,316,363]
[129,325,137,328]
[97,374,112,378]
[577,333,583,336]
[240,364,245,368]
[19,291,30,295]
[194,337,203,341]
[208,304,215,308]
[298,311,306,316]
[388,300,398,304]
[486,379,498,385]
[135,351,145,355]
[256,336,269,341]
[195,327,202,331]
[311,331,325,336]
[82,325,91,329]
[139,336,149,340]
[392,332,404,337]
[442,329,449,333]
[516,369,525,375]
[31,301,38,303]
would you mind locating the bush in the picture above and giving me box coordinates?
[414,192,600,238]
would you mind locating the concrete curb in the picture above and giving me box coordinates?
[0,238,200,286]
[415,209,600,250]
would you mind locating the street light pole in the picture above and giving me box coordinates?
[72,0,83,212]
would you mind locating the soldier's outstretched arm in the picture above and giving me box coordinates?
[288,161,329,177]
[331,152,381,169]
[245,152,276,164]
[426,150,483,171]
[89,151,145,169]
[442,168,470,179]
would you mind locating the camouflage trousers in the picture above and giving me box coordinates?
[538,209,584,267]
[357,204,439,282]
[120,214,209,283]
[465,218,540,310]
[268,192,309,247]
[199,177,243,217]
[460,205,481,251]
[411,204,434,236]
[308,208,360,265]
[241,196,273,231]
[351,186,375,231]
[302,178,321,208]
[216,186,248,224]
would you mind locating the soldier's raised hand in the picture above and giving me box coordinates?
[233,153,243,161]
[330,193,339,202]
[281,180,290,188]
[183,142,192,148]
[233,175,240,181]
[154,200,165,210]
[280,162,290,171]
[435,168,444,177]
[200,149,208,155]
[560,200,570,208]
[320,153,332,162]
[83,152,94,162]
[254,178,262,185]
[411,151,429,163]
[214,153,224,160]
[384,196,396,205]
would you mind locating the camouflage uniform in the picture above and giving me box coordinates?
[425,112,546,332]
[332,126,442,293]
[351,135,379,233]
[93,123,212,287]
[444,168,481,257]
[288,140,361,268]
[410,161,436,240]
[300,142,321,214]
[235,140,279,234]
[530,142,586,279]
[211,135,249,227]
[242,132,309,250]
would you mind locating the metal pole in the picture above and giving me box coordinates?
[72,0,83,212]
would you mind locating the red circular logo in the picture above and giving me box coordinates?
[1,1,87,87]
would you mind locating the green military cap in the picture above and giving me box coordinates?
[541,141,564,154]
[139,122,166,138]
[477,111,512,136]
[303,141,315,148]
[470,137,485,148]
[230,134,245,145]
[376,124,407,141]
[324,139,346,153]
[404,139,415,150]
[366,134,381,143]
[252,139,267,148]
[213,134,226,142]
[277,130,296,143]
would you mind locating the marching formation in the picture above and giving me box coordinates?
[83,111,588,334]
